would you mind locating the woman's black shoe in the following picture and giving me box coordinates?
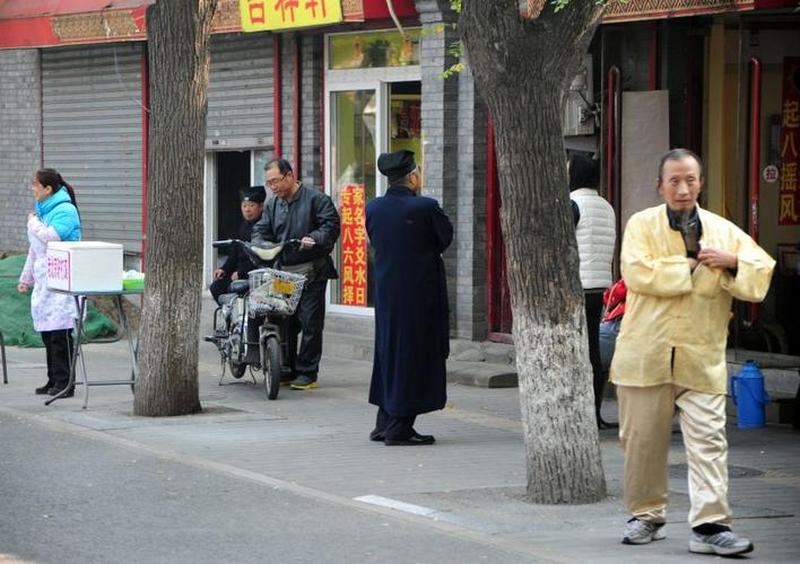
[35,383,53,395]
[48,385,75,398]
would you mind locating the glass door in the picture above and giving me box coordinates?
[328,86,381,311]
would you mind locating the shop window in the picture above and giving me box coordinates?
[328,29,421,70]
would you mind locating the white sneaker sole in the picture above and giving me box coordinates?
[689,540,754,556]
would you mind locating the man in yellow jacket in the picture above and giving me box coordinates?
[611,149,775,556]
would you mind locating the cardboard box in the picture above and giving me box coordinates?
[47,241,123,293]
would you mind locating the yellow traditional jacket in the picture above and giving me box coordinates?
[610,204,775,394]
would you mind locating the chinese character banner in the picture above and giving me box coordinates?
[779,57,800,225]
[240,0,343,32]
[339,184,368,306]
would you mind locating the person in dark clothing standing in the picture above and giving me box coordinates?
[366,150,453,446]
[250,159,340,390]
[209,186,265,304]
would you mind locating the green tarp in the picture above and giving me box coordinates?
[0,254,116,347]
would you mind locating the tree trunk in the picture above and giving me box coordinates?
[460,0,607,503]
[134,0,217,417]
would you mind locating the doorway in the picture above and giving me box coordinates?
[216,151,251,262]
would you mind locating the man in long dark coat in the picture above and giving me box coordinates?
[366,150,453,446]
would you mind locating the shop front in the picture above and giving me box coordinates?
[324,28,422,314]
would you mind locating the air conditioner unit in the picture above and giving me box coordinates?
[563,55,595,137]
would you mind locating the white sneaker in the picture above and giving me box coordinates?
[689,530,754,556]
[622,518,667,545]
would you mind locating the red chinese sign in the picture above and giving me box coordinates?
[779,57,800,225]
[340,184,368,306]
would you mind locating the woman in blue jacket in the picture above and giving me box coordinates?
[17,168,82,397]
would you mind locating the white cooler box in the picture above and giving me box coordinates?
[47,241,123,292]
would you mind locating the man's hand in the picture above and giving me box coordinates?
[299,236,316,250]
[697,248,737,270]
[213,268,226,280]
[17,282,29,293]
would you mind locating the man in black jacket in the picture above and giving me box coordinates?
[209,186,265,303]
[250,158,340,390]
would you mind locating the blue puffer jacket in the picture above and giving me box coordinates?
[36,187,81,241]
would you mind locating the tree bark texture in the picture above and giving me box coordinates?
[460,0,607,503]
[134,0,217,416]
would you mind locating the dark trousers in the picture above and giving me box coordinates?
[41,329,74,388]
[285,280,327,380]
[209,277,233,304]
[374,407,416,441]
[585,290,605,417]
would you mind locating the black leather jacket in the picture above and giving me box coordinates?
[251,184,341,281]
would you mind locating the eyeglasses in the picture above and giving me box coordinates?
[266,172,288,187]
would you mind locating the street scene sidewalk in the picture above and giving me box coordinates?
[1,331,799,563]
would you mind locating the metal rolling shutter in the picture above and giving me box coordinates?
[207,33,274,150]
[42,43,143,253]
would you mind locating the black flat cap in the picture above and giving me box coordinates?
[239,186,266,204]
[377,150,416,183]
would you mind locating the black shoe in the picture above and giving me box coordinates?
[48,385,75,398]
[597,418,619,430]
[35,383,54,395]
[290,375,318,390]
[385,432,435,446]
[369,429,385,442]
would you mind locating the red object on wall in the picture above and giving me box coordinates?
[486,116,513,341]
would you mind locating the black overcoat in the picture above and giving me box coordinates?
[366,186,453,417]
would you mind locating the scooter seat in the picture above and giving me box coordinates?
[230,280,250,296]
[217,293,238,306]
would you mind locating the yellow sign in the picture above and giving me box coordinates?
[239,0,343,32]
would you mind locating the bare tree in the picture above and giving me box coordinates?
[134,0,218,416]
[459,0,607,503]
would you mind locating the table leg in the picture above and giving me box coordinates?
[0,331,7,384]
[115,296,138,391]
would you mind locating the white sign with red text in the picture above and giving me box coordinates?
[46,241,123,293]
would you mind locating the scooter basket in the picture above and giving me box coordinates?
[248,268,306,316]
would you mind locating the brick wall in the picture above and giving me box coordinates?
[0,49,41,253]
[415,0,487,340]
[300,34,323,189]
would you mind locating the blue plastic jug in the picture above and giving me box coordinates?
[730,361,769,428]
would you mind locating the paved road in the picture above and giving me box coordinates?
[1,339,799,563]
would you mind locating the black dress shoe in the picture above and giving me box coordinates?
[597,418,619,430]
[48,385,75,398]
[35,383,54,395]
[385,432,435,446]
[369,429,385,442]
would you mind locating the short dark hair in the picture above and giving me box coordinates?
[264,158,293,176]
[658,149,704,182]
[567,151,599,190]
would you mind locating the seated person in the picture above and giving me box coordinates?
[209,186,266,303]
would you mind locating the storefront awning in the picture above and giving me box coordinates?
[0,0,419,49]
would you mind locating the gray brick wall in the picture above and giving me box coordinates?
[415,0,487,340]
[455,65,489,340]
[280,33,296,169]
[0,49,41,253]
[299,34,323,188]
